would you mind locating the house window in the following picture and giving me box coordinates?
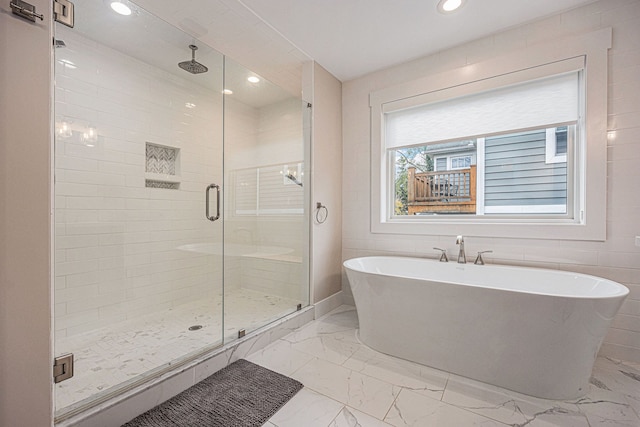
[369,29,610,240]
[451,156,472,170]
[545,126,568,164]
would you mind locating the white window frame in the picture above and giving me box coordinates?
[369,28,611,240]
[434,154,473,170]
[450,155,472,170]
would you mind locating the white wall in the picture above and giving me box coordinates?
[342,0,640,362]
[312,63,343,302]
[0,0,54,424]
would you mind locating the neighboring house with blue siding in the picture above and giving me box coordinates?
[418,126,570,215]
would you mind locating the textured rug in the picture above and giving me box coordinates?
[122,359,303,427]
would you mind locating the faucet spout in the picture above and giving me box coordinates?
[456,235,466,264]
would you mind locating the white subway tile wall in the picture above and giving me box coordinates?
[54,27,223,340]
[54,28,307,345]
[342,0,640,362]
[223,94,307,306]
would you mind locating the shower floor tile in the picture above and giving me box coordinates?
[55,288,302,411]
[249,306,640,427]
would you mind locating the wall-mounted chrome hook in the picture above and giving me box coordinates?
[10,0,44,22]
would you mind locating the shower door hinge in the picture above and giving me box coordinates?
[296,303,302,311]
[53,353,74,383]
[53,0,74,28]
[238,329,246,339]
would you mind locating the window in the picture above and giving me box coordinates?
[388,69,579,217]
[369,29,611,240]
[545,126,568,164]
[451,156,472,170]
[232,163,304,216]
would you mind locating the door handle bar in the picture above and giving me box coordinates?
[206,183,220,221]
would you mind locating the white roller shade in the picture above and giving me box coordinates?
[385,72,580,149]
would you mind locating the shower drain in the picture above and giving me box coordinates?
[188,325,203,331]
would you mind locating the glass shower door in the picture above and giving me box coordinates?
[53,0,224,418]
[222,58,310,342]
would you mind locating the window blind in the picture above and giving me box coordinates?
[385,71,580,149]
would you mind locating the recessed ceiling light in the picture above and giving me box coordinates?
[110,0,132,16]
[185,102,196,109]
[437,0,465,13]
[247,76,260,83]
[223,89,233,95]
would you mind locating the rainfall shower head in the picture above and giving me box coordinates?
[178,44,208,74]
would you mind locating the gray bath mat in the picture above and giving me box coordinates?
[122,359,303,427]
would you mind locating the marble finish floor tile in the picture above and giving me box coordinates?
[590,356,640,416]
[570,387,639,426]
[291,357,401,419]
[55,288,302,411]
[246,338,316,376]
[330,407,393,427]
[442,374,587,426]
[385,388,503,426]
[268,388,343,427]
[282,306,362,365]
[344,345,449,401]
[257,306,640,427]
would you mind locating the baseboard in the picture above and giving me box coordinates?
[314,290,345,319]
[342,292,355,307]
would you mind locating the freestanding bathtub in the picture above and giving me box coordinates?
[344,256,629,400]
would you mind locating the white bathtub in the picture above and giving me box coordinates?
[344,256,629,399]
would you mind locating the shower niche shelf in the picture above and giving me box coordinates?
[145,142,181,189]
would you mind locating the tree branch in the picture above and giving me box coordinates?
[396,150,428,172]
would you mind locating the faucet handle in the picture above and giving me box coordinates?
[433,247,449,262]
[474,250,493,265]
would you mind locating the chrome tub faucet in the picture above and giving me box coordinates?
[433,247,448,262]
[474,250,493,265]
[456,235,466,263]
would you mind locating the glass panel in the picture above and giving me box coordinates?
[223,58,309,342]
[53,0,223,417]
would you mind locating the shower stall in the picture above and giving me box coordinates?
[53,0,310,419]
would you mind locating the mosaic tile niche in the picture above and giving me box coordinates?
[145,142,180,189]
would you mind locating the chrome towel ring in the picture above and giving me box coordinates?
[315,202,328,224]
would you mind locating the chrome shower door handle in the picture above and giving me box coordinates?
[206,183,220,221]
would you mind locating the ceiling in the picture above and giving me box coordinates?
[58,0,600,104]
[240,0,598,81]
[60,0,294,108]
